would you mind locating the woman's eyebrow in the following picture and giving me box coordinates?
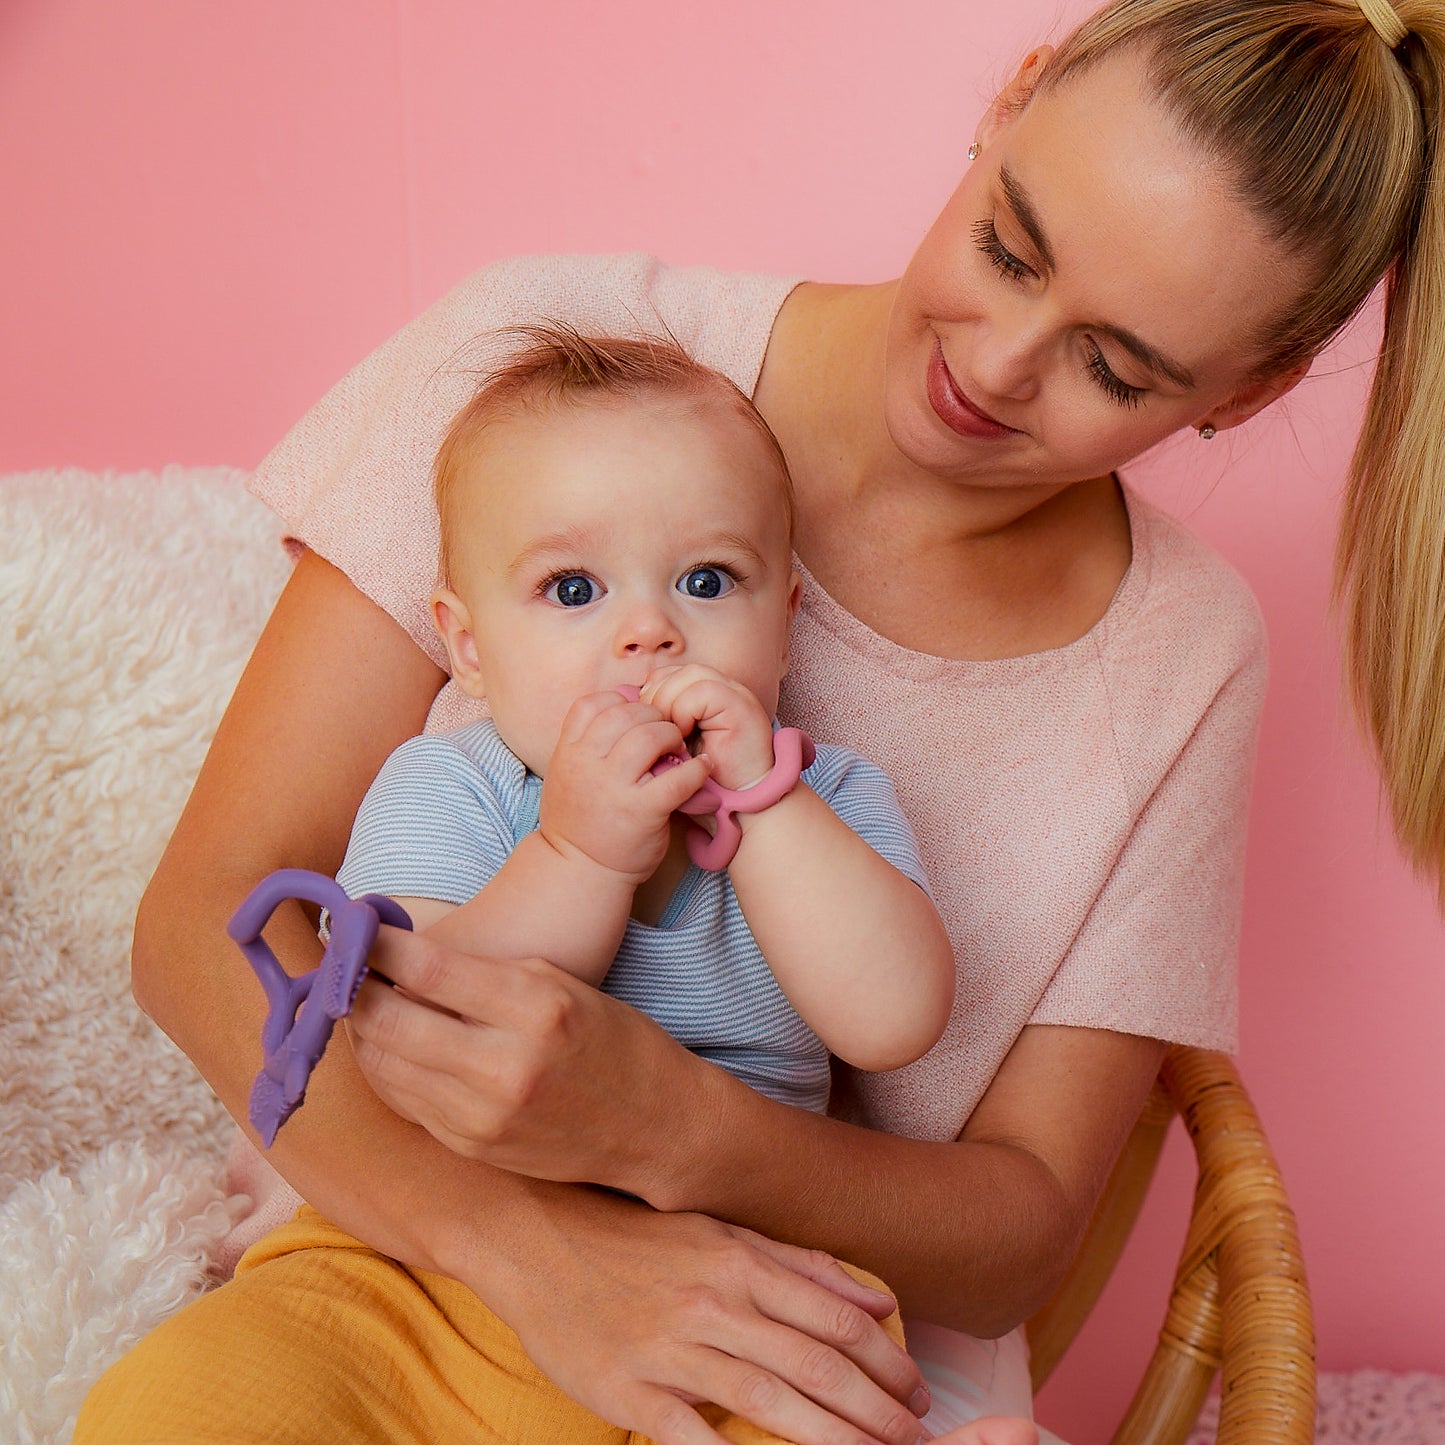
[1000,164,1057,273]
[999,163,1196,390]
[1094,322,1196,390]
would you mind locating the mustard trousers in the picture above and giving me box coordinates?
[76,1206,905,1444]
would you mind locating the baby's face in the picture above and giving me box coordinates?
[439,393,798,776]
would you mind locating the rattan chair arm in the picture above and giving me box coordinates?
[1109,1048,1315,1445]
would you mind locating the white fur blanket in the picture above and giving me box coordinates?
[0,468,291,1443]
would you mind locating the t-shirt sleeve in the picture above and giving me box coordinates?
[805,746,932,895]
[1029,641,1267,1052]
[336,735,514,905]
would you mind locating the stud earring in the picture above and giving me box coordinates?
[1198,424,1217,440]
[968,143,980,161]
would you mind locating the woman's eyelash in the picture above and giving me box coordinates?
[1084,341,1146,409]
[972,218,1032,281]
[974,215,1147,410]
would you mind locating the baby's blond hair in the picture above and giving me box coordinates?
[434,324,794,587]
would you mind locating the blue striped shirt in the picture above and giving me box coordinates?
[338,720,929,1112]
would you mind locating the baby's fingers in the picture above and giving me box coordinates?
[558,688,633,746]
[643,751,714,813]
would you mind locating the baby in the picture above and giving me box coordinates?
[328,326,1035,1443]
[337,326,956,1109]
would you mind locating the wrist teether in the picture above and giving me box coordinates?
[229,868,412,1146]
[618,687,816,870]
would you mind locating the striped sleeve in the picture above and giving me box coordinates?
[336,734,515,906]
[804,745,932,896]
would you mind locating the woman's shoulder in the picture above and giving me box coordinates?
[427,252,801,384]
[1111,487,1267,674]
[1089,488,1270,767]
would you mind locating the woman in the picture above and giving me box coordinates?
[80,0,1445,1441]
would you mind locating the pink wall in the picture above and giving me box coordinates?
[6,1,1441,1437]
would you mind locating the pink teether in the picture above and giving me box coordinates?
[617,686,815,870]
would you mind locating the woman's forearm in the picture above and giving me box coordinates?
[127,548,516,1272]
[630,1023,1166,1335]
[135,845,560,1280]
[346,906,1161,1336]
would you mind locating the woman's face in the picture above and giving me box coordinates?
[883,47,1309,491]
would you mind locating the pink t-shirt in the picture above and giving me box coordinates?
[249,251,1264,1146]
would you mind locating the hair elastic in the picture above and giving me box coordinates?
[1356,0,1408,48]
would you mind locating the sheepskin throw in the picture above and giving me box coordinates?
[0,468,291,1443]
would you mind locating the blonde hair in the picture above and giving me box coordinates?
[433,324,794,586]
[1045,0,1445,898]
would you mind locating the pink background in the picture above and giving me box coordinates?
[4,1,1441,1437]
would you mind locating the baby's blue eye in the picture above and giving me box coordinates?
[546,574,597,607]
[678,567,734,600]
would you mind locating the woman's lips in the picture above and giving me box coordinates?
[926,341,1019,440]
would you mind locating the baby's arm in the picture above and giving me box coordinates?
[386,691,710,986]
[643,667,954,1072]
[396,828,630,985]
[729,767,955,1071]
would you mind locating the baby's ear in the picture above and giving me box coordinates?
[431,588,487,698]
[779,569,803,676]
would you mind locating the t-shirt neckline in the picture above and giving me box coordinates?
[790,479,1151,686]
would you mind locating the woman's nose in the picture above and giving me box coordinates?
[614,599,682,657]
[973,301,1045,402]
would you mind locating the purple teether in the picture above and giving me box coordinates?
[228,868,412,1146]
[617,687,816,871]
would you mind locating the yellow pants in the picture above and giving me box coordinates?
[76,1206,905,1444]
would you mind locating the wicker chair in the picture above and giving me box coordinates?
[1026,1046,1316,1444]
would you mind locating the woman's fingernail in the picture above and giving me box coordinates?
[909,1384,931,1416]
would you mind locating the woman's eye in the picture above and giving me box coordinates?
[1084,341,1146,410]
[544,573,599,607]
[677,567,734,600]
[972,218,1032,282]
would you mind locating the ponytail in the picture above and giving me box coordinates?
[1336,7,1445,900]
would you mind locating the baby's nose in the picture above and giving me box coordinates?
[616,601,682,656]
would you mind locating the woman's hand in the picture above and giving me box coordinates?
[471,1179,932,1445]
[349,924,725,1194]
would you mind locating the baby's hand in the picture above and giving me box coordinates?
[640,665,776,792]
[539,690,711,881]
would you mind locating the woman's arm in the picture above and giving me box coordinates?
[351,930,1166,1336]
[134,549,928,1445]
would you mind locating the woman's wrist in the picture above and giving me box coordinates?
[627,1044,773,1213]
[426,1166,587,1296]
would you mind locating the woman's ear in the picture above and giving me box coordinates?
[1196,360,1312,436]
[431,587,487,699]
[974,45,1054,155]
